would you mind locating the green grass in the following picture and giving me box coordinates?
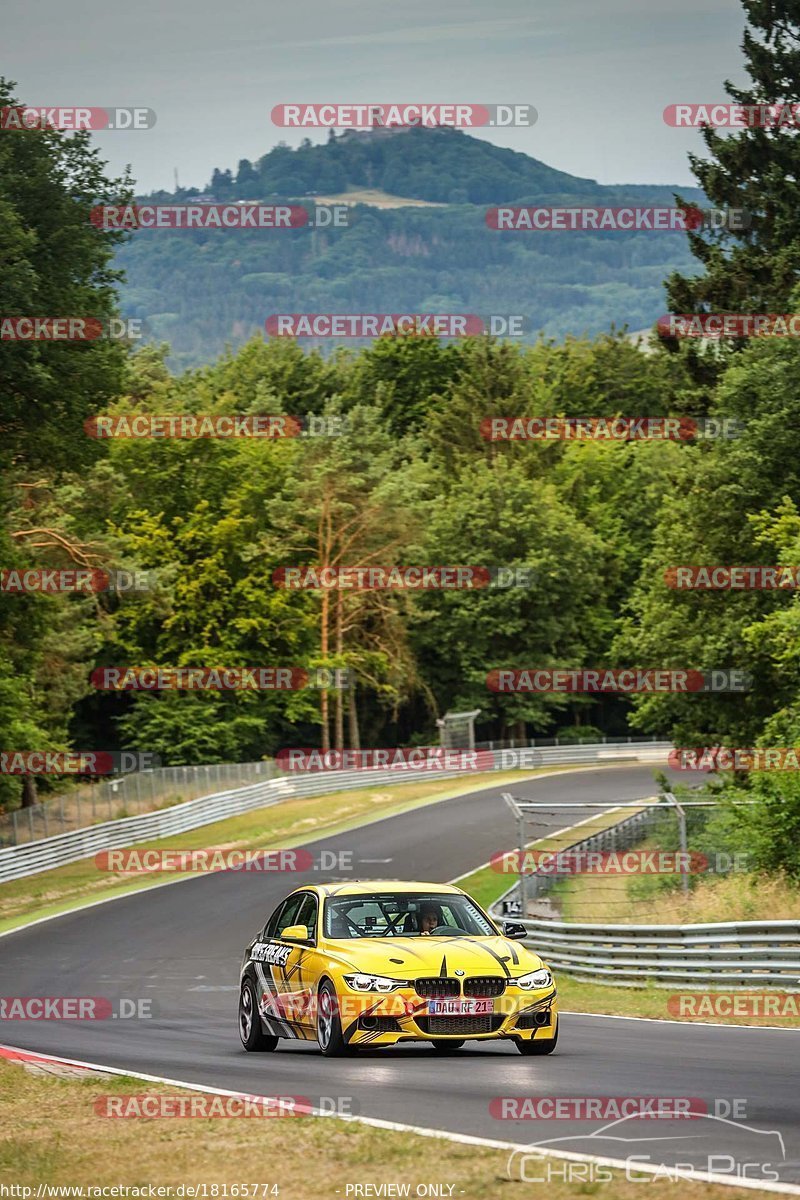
[0,1057,760,1199]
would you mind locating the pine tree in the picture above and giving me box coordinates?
[667,1,800,316]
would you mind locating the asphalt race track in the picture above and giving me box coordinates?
[2,764,799,1189]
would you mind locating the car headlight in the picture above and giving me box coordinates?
[343,973,405,993]
[514,968,553,991]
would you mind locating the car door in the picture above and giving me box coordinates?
[284,892,319,1033]
[251,892,318,1037]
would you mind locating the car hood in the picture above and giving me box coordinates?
[322,934,545,979]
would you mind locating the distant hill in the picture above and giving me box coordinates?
[117,127,704,368]
[202,125,601,205]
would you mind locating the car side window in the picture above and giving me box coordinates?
[295,892,318,940]
[264,894,304,939]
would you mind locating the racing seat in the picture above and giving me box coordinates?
[328,913,351,939]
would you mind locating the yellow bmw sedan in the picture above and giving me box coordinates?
[238,880,558,1056]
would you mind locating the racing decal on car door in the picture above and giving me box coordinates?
[250,941,292,967]
[251,942,314,1039]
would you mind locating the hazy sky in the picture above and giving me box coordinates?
[4,0,747,193]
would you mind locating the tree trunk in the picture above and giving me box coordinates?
[348,680,361,750]
[334,591,344,750]
[320,588,330,751]
[21,776,38,808]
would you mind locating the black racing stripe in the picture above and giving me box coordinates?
[342,998,381,1043]
[284,946,307,982]
[439,954,448,978]
[506,941,520,964]
[471,942,513,977]
[426,935,514,976]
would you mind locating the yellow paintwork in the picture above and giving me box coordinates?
[245,880,558,1047]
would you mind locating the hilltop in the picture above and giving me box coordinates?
[117,127,704,368]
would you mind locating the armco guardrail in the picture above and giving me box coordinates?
[0,760,278,847]
[491,913,800,988]
[489,808,800,988]
[0,740,669,883]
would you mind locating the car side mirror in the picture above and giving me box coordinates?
[502,921,528,941]
[280,923,311,943]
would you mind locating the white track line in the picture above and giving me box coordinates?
[561,1009,800,1032]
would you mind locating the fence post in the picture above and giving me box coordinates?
[664,791,690,896]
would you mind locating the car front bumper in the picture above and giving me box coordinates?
[339,985,558,1045]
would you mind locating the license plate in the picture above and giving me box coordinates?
[427,998,494,1015]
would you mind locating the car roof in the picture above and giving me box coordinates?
[297,880,467,898]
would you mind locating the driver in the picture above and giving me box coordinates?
[419,902,442,935]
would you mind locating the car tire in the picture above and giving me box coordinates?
[317,979,353,1057]
[239,978,279,1052]
[430,1039,465,1053]
[514,1016,558,1056]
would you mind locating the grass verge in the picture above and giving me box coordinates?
[0,1057,759,1199]
[559,857,800,924]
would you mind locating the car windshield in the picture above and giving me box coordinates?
[323,892,496,939]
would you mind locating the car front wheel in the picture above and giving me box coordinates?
[317,980,352,1057]
[514,1016,558,1056]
